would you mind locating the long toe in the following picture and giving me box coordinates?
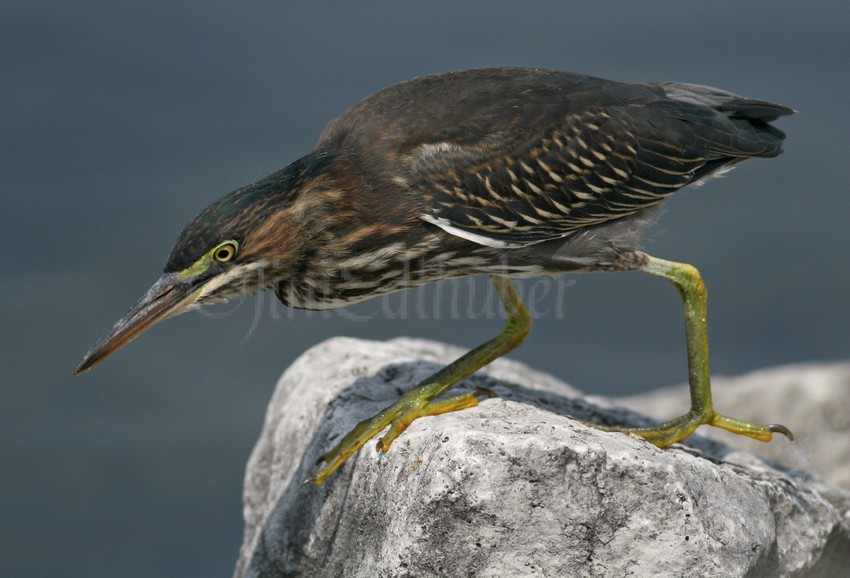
[309,391,485,484]
[584,410,794,448]
[710,413,794,442]
[308,406,403,484]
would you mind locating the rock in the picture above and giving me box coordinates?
[235,337,850,578]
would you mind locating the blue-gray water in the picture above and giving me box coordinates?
[2,1,848,576]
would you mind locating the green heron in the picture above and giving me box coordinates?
[76,68,794,484]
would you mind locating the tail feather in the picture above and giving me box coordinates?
[660,82,795,121]
[650,81,793,162]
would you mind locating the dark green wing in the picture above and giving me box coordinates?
[412,104,713,247]
[317,69,790,248]
[410,94,788,248]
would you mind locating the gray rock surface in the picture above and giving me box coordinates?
[235,337,850,578]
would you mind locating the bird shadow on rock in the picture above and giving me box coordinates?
[243,360,815,577]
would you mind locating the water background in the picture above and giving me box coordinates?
[2,2,848,576]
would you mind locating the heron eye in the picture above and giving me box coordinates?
[212,240,238,263]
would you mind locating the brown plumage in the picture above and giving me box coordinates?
[280,68,790,304]
[145,68,792,310]
[76,68,794,484]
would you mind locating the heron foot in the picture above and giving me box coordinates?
[589,410,794,447]
[308,389,489,485]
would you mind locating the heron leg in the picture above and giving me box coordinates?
[594,254,793,446]
[309,276,531,484]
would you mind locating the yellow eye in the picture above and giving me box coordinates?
[212,240,238,263]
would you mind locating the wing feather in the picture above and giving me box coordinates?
[412,106,704,246]
[313,69,789,249]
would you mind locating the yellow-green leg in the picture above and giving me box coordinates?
[596,254,793,446]
[309,275,531,484]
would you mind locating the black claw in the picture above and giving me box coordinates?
[768,423,794,441]
[472,387,498,399]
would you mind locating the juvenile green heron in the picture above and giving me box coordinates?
[76,68,794,484]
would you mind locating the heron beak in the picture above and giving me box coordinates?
[74,272,202,375]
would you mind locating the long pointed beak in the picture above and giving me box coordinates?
[75,272,202,375]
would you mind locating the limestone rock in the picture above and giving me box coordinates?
[235,338,850,578]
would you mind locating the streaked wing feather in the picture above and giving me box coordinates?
[413,106,704,246]
[314,69,788,249]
